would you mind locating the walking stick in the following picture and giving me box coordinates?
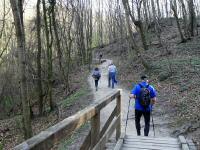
[151,108,156,137]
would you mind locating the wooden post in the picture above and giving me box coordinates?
[91,111,100,148]
[116,90,121,140]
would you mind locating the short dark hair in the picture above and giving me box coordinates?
[141,75,148,80]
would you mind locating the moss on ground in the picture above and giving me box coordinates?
[0,142,3,150]
[59,88,90,108]
[57,123,90,150]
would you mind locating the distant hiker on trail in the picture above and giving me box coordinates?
[92,67,101,91]
[129,75,157,136]
[108,62,117,89]
[99,52,103,64]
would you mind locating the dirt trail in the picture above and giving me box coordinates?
[88,59,172,137]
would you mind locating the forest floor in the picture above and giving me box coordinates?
[0,66,93,150]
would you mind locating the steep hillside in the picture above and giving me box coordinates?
[96,20,200,148]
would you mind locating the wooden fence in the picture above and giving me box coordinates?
[14,89,121,150]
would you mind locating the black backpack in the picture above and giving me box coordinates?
[138,84,151,109]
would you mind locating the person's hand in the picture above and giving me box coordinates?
[151,98,156,105]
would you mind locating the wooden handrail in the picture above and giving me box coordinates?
[14,89,121,150]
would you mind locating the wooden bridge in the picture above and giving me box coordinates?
[14,90,193,150]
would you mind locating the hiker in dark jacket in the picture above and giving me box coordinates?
[129,75,157,136]
[92,67,101,91]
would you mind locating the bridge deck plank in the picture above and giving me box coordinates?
[123,141,180,148]
[124,138,179,145]
[118,135,181,150]
[122,144,180,150]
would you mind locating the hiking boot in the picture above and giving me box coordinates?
[137,131,141,136]
[144,132,148,136]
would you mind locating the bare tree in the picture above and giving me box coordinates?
[0,0,6,39]
[179,0,189,37]
[156,0,161,18]
[143,0,149,25]
[151,0,156,21]
[122,0,150,70]
[165,0,169,18]
[10,0,32,138]
[171,0,186,42]
[42,0,54,111]
[123,0,148,50]
[188,0,196,36]
[36,0,43,115]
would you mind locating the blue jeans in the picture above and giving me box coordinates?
[108,72,117,88]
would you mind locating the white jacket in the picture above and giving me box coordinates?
[108,65,117,73]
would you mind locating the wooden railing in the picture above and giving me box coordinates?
[14,90,121,150]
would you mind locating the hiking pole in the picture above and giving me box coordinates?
[124,97,131,141]
[151,109,156,137]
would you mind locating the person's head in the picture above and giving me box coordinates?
[95,67,99,71]
[141,75,148,82]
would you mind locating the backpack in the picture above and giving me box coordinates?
[138,84,151,109]
[92,71,101,79]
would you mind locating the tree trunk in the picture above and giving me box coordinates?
[171,3,186,42]
[143,0,149,25]
[36,0,43,115]
[42,0,54,111]
[165,0,168,18]
[122,0,150,70]
[151,0,162,46]
[51,0,69,91]
[75,10,86,64]
[98,0,103,47]
[0,0,6,39]
[147,0,152,22]
[10,0,32,138]
[125,0,148,50]
[151,0,156,21]
[188,0,195,36]
[156,0,161,18]
[136,1,148,50]
[179,0,188,37]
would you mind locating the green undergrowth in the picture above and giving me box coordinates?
[0,96,13,117]
[0,142,3,150]
[57,122,90,150]
[59,87,90,108]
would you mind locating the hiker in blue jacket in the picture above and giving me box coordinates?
[92,67,101,91]
[129,75,157,136]
[108,63,117,88]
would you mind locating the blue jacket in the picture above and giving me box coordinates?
[131,82,157,111]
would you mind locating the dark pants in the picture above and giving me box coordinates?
[94,78,100,91]
[135,109,150,136]
[95,79,99,88]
